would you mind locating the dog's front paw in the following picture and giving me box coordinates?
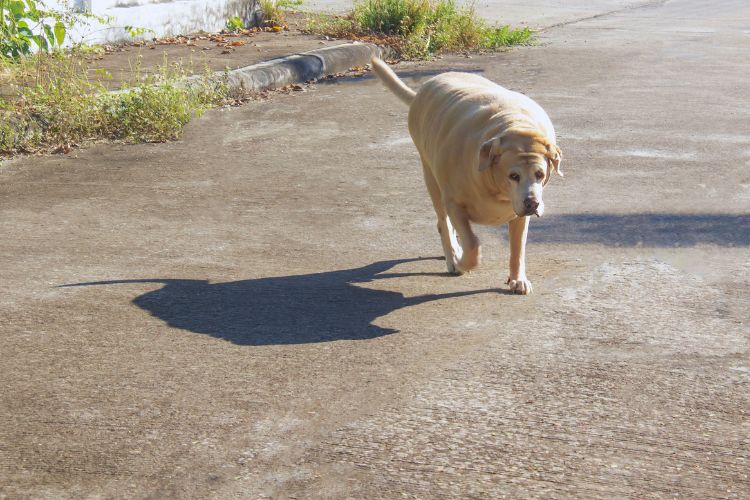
[507,277,533,295]
[445,256,463,275]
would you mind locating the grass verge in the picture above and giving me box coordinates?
[305,0,532,58]
[0,52,228,157]
[258,0,304,28]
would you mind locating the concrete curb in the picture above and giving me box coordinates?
[222,42,395,93]
[109,42,394,97]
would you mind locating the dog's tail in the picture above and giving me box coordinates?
[370,57,416,106]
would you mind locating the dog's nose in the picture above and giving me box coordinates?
[523,197,539,214]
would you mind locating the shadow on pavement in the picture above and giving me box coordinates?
[319,67,484,86]
[526,213,750,247]
[62,258,500,346]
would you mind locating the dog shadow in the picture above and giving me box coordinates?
[319,67,485,86]
[62,258,500,346]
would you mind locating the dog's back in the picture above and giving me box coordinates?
[371,59,555,170]
[410,72,554,143]
[409,73,511,161]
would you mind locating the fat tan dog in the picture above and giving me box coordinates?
[371,57,563,294]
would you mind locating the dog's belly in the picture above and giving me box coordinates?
[466,197,518,226]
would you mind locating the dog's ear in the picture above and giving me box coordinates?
[478,136,504,171]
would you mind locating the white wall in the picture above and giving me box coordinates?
[49,0,259,44]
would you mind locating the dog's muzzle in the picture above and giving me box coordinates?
[523,197,541,217]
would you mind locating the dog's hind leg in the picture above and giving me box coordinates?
[422,163,462,274]
[445,201,480,273]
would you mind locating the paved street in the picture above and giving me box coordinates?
[1,0,748,497]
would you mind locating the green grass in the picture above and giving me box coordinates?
[305,0,532,58]
[259,0,304,27]
[482,24,533,48]
[0,53,228,156]
[305,14,358,39]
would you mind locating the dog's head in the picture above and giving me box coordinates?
[478,129,563,217]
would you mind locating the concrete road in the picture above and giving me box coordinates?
[2,0,748,498]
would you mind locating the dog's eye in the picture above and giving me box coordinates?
[535,171,545,181]
[509,173,520,182]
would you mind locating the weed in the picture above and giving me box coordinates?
[0,0,108,60]
[124,25,154,39]
[0,53,229,156]
[225,15,245,32]
[305,0,532,58]
[259,0,303,28]
[1,0,67,59]
[304,14,356,39]
[354,0,427,35]
[482,25,532,48]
